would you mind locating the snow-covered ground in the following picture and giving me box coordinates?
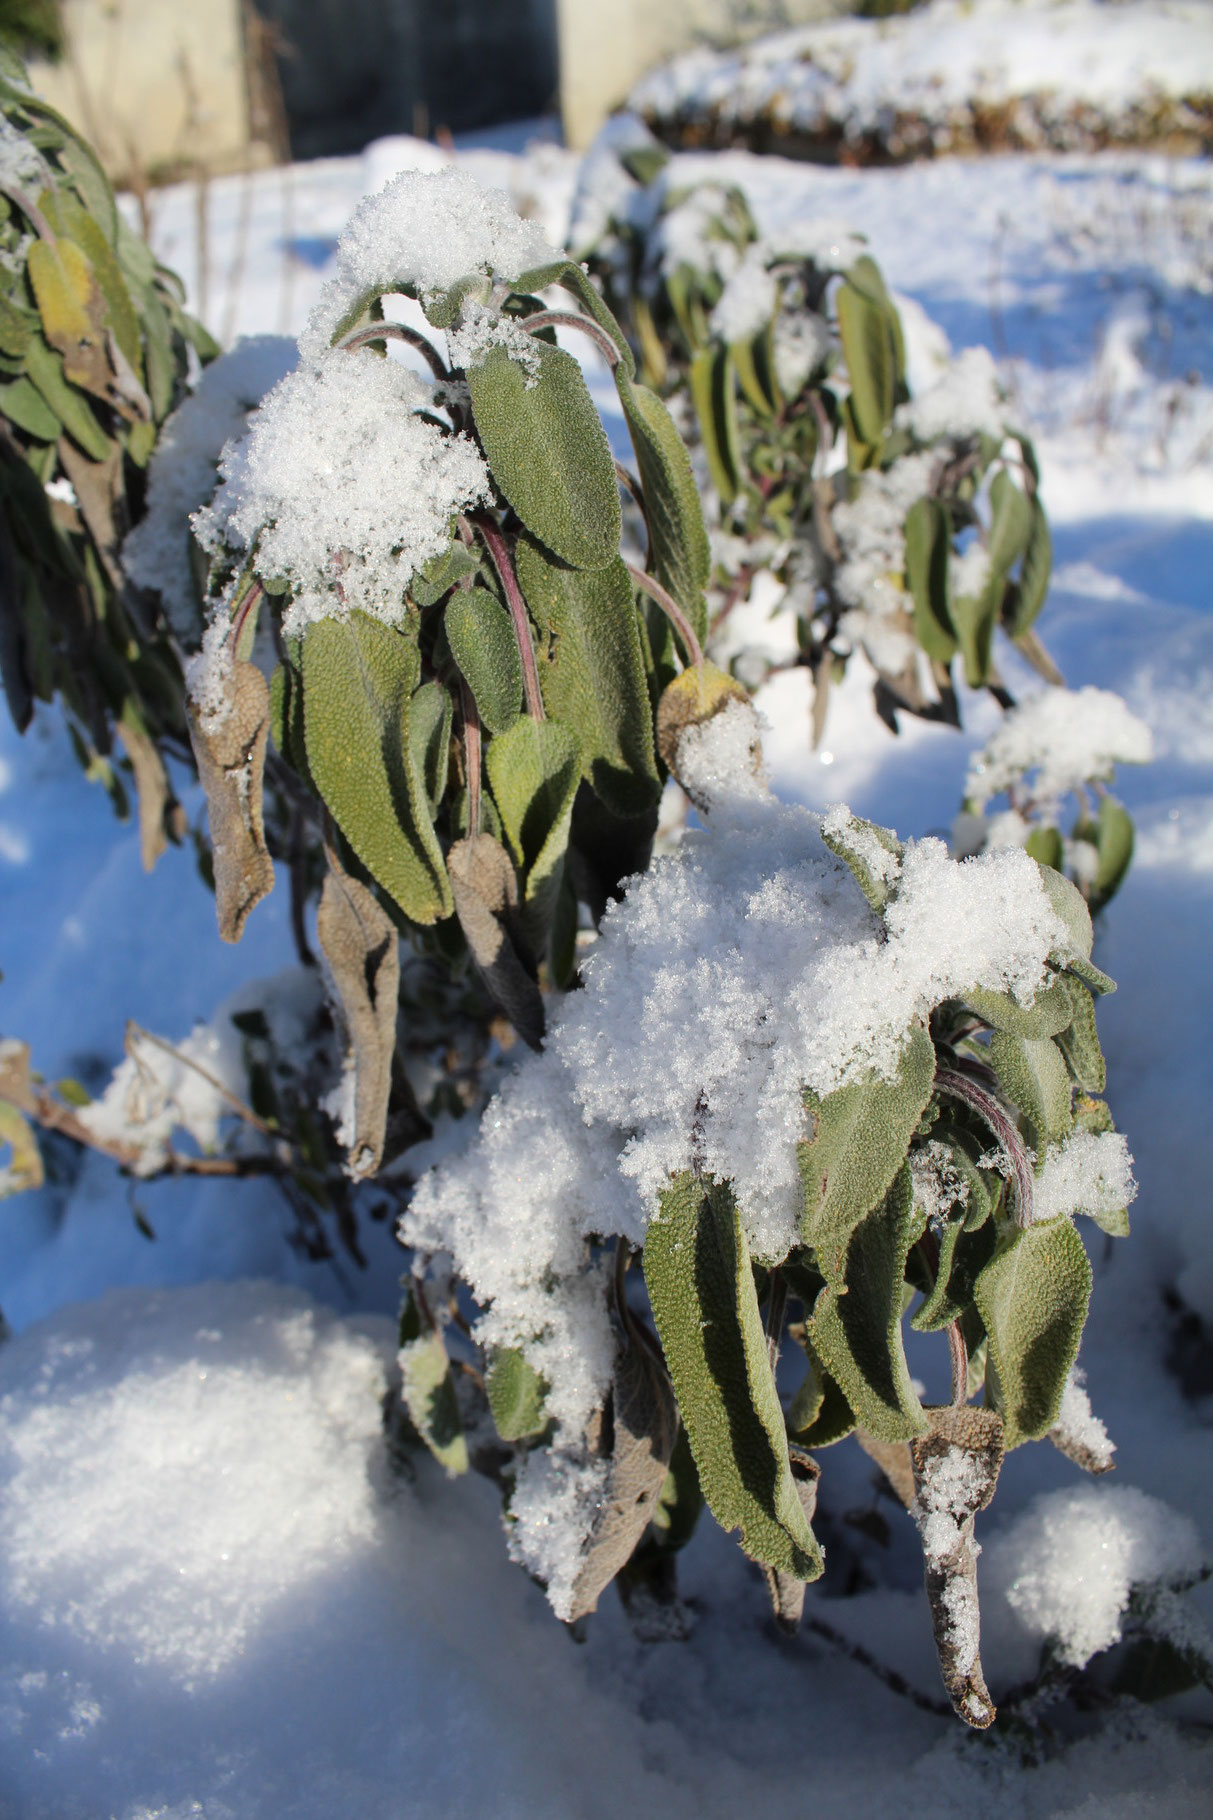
[2,50,1213,1820]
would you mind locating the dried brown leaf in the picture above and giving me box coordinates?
[566,1330,680,1622]
[910,1405,1004,1731]
[116,710,171,872]
[188,660,274,942]
[762,1444,822,1632]
[316,853,399,1180]
[447,832,544,1050]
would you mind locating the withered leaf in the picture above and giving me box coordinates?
[56,436,124,590]
[855,1428,916,1511]
[762,1444,821,1633]
[447,832,544,1051]
[116,705,171,872]
[566,1329,679,1622]
[910,1405,1004,1731]
[316,853,399,1180]
[188,659,274,942]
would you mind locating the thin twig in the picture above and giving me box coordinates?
[473,515,545,721]
[460,678,483,835]
[626,563,704,669]
[339,319,451,384]
[126,1022,277,1139]
[765,1267,787,1376]
[521,309,621,369]
[947,1321,969,1407]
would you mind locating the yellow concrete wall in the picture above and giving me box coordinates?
[26,0,252,181]
[557,0,846,149]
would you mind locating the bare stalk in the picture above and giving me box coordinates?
[626,563,704,670]
[473,515,546,721]
[339,319,451,384]
[934,1064,1035,1227]
[521,310,621,369]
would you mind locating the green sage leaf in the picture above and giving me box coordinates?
[1054,973,1106,1094]
[688,345,741,503]
[616,368,710,636]
[644,1173,823,1581]
[989,1031,1073,1148]
[486,1345,548,1441]
[904,495,956,663]
[445,586,522,736]
[809,1164,929,1443]
[466,340,620,570]
[837,280,894,447]
[974,1215,1091,1446]
[485,714,580,944]
[398,1293,468,1476]
[301,610,452,925]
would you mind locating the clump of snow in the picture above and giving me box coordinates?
[0,1281,391,1686]
[78,1020,244,1175]
[405,751,1070,1610]
[301,165,557,359]
[123,336,297,635]
[445,297,543,383]
[772,308,829,398]
[709,245,777,345]
[196,348,490,638]
[653,186,745,286]
[985,1484,1205,1670]
[0,113,45,191]
[831,450,936,674]
[567,112,663,260]
[966,686,1155,809]
[900,346,1007,444]
[1051,1367,1116,1473]
[674,696,769,811]
[1035,1131,1137,1226]
[909,1137,972,1229]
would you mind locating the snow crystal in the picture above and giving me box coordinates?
[1035,1131,1137,1226]
[1052,1367,1116,1472]
[0,1282,390,1686]
[301,165,556,359]
[123,336,297,635]
[506,1447,610,1623]
[899,346,1006,444]
[966,686,1155,809]
[675,696,769,811]
[985,1484,1205,1670]
[197,348,489,637]
[445,298,543,383]
[709,245,777,345]
[909,1138,972,1229]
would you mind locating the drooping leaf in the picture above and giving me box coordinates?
[809,1164,929,1443]
[799,1024,936,1284]
[486,1345,548,1442]
[116,700,171,872]
[986,469,1032,577]
[409,539,479,607]
[786,1330,856,1448]
[950,573,1000,690]
[644,1173,823,1581]
[445,587,522,736]
[188,659,275,942]
[567,1328,680,1621]
[973,1215,1092,1446]
[911,1202,998,1334]
[989,1031,1073,1149]
[407,679,452,818]
[836,280,894,447]
[24,336,109,459]
[516,537,660,818]
[910,1405,1004,1730]
[1004,496,1052,637]
[1054,973,1106,1094]
[316,853,399,1179]
[615,369,709,635]
[301,611,452,925]
[465,340,620,571]
[447,832,544,1049]
[688,345,741,503]
[820,808,904,913]
[1034,859,1094,959]
[1090,794,1135,908]
[903,495,956,663]
[484,714,580,946]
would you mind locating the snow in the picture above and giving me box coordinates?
[629,1,1213,158]
[122,335,298,635]
[1051,1366,1117,1473]
[2,12,1213,1810]
[197,347,490,639]
[1034,1131,1137,1226]
[966,686,1156,809]
[985,1482,1206,1671]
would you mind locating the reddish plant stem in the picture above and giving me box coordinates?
[933,1064,1035,1228]
[460,678,483,835]
[947,1321,969,1407]
[520,309,621,369]
[339,319,450,383]
[473,515,545,721]
[626,562,704,670]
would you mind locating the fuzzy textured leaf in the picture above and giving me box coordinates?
[903,495,956,663]
[809,1164,928,1443]
[837,281,894,447]
[644,1173,823,1581]
[974,1216,1092,1446]
[517,537,660,818]
[445,587,522,736]
[616,369,709,635]
[799,1024,935,1283]
[302,611,452,925]
[989,1030,1073,1148]
[485,714,580,943]
[447,833,544,1049]
[486,1346,548,1441]
[466,341,620,570]
[1054,973,1106,1094]
[820,808,904,913]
